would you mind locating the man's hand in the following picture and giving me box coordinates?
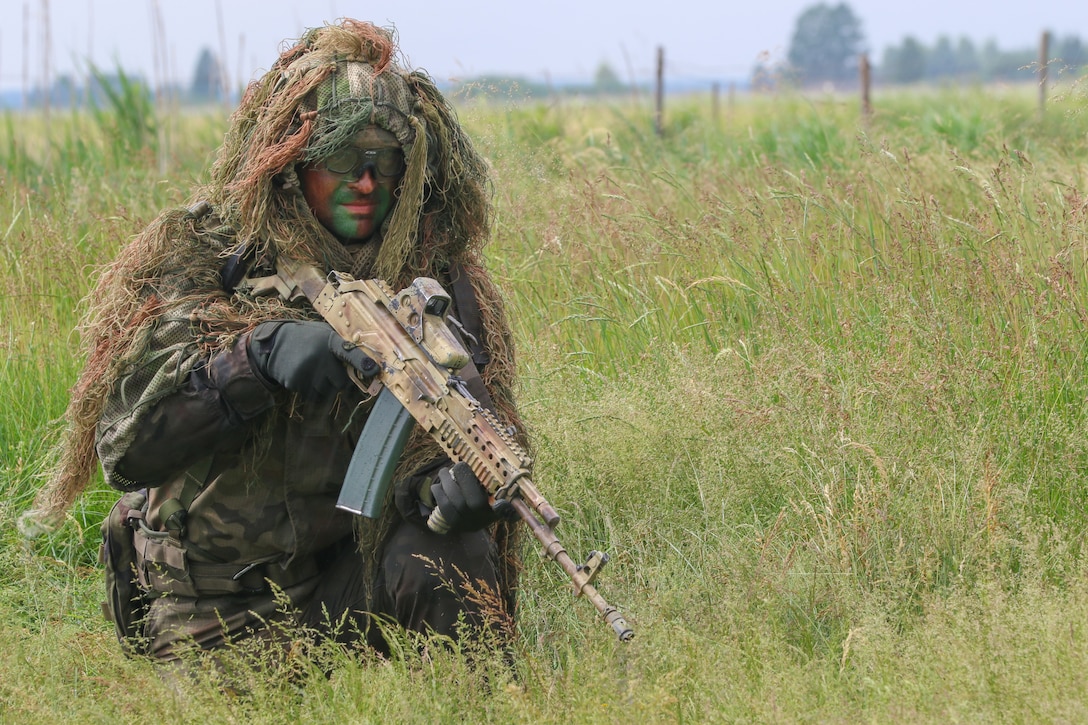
[395,461,503,533]
[428,462,501,533]
[249,320,377,400]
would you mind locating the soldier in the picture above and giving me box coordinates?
[33,19,524,663]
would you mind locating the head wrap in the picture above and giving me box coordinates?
[299,58,418,159]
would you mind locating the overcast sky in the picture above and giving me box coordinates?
[1,0,1085,92]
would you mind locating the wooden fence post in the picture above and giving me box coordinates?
[655,45,664,137]
[1039,30,1050,118]
[859,52,872,119]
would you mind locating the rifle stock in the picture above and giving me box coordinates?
[264,257,634,642]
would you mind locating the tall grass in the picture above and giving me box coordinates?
[3,80,1088,721]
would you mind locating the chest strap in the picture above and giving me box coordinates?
[446,262,497,412]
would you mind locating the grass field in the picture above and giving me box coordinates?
[3,80,1088,722]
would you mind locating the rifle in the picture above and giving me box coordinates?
[244,257,634,642]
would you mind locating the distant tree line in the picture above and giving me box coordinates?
[880,34,1085,85]
[16,46,229,110]
[755,1,1087,89]
[452,61,634,100]
[15,50,634,110]
[24,69,164,109]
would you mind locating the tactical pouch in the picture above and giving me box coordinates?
[132,524,199,598]
[99,489,151,657]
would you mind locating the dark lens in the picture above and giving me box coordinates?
[324,148,360,175]
[323,147,404,178]
[374,148,405,177]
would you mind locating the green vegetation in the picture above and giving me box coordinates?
[3,81,1088,721]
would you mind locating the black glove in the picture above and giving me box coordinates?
[248,320,377,400]
[395,461,502,534]
[429,462,499,533]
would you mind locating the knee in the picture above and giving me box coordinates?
[384,525,496,593]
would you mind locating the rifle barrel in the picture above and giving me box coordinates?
[510,498,634,642]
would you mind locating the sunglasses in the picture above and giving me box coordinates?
[323,146,406,180]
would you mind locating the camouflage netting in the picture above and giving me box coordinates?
[28,19,524,603]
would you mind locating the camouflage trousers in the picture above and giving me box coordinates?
[140,521,504,662]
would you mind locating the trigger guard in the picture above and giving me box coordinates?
[348,367,383,399]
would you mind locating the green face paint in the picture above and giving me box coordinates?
[325,181,395,242]
[299,145,402,244]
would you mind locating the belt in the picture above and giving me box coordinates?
[184,556,320,595]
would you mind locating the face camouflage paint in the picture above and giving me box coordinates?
[299,126,404,243]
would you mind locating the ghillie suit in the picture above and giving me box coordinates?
[30,20,524,657]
